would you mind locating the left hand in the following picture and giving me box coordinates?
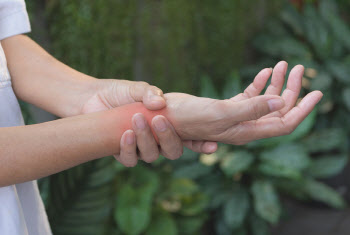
[80,79,217,166]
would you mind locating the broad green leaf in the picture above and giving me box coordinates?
[304,179,346,209]
[223,71,242,99]
[180,193,209,216]
[254,35,310,58]
[145,212,178,235]
[343,88,350,111]
[215,219,233,235]
[281,5,304,36]
[258,163,301,179]
[250,214,270,235]
[307,154,348,178]
[320,0,350,50]
[115,184,152,235]
[303,4,332,59]
[303,128,345,152]
[327,60,350,84]
[251,180,281,224]
[115,166,159,235]
[200,75,220,99]
[260,143,310,171]
[176,215,208,235]
[274,179,308,200]
[220,150,254,176]
[223,189,250,229]
[169,178,198,197]
[173,162,212,179]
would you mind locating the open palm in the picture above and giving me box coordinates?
[165,61,323,145]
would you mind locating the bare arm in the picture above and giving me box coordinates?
[1,35,217,162]
[0,103,167,187]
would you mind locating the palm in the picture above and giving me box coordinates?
[226,61,322,144]
[165,62,322,145]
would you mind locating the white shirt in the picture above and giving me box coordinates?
[0,0,52,234]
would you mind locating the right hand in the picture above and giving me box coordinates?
[165,62,323,145]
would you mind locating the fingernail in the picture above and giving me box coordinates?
[154,117,167,132]
[267,99,284,111]
[134,114,146,129]
[148,90,163,101]
[126,131,135,145]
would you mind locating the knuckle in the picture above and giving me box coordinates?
[139,81,149,87]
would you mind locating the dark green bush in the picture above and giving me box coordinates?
[23,0,350,234]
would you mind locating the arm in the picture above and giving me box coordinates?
[0,104,166,187]
[1,35,217,164]
[0,63,322,186]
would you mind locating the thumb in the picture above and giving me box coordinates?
[130,82,166,110]
[232,95,285,122]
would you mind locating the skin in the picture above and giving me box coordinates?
[0,35,323,186]
[2,35,216,167]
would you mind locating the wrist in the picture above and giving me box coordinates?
[97,102,170,154]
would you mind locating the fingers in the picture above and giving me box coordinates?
[132,113,160,163]
[143,85,166,110]
[264,61,288,96]
[231,68,272,102]
[130,82,166,110]
[116,130,138,167]
[152,115,183,160]
[183,140,218,154]
[238,91,323,141]
[224,95,285,122]
[263,64,304,118]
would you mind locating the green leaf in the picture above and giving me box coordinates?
[220,150,254,176]
[223,189,250,229]
[307,154,348,178]
[343,88,350,111]
[200,75,220,99]
[47,158,116,235]
[115,184,152,235]
[281,5,304,36]
[254,35,310,58]
[180,193,209,216]
[176,215,208,235]
[115,166,159,235]
[303,4,333,59]
[304,179,346,209]
[260,143,310,172]
[145,211,178,235]
[173,162,212,179]
[320,0,350,50]
[168,178,199,197]
[251,180,281,224]
[250,214,271,235]
[327,60,350,84]
[303,128,345,152]
[258,163,301,179]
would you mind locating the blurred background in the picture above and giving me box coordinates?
[22,0,350,234]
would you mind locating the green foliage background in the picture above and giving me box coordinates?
[24,0,350,234]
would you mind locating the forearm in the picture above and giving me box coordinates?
[1,35,97,117]
[0,102,166,186]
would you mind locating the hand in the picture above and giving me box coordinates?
[165,61,323,145]
[81,79,217,167]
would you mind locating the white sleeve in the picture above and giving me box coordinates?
[0,0,31,40]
